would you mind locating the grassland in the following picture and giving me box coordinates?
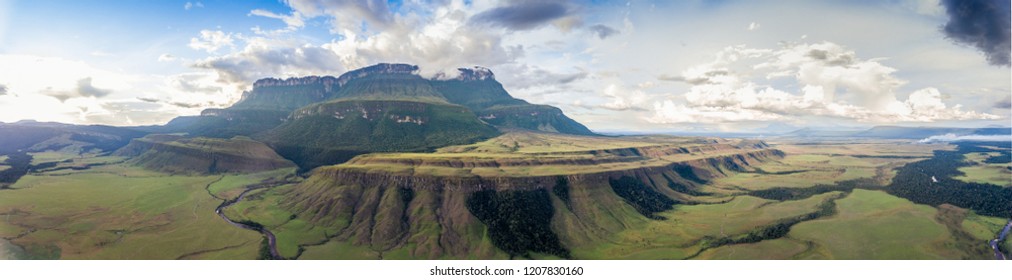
[331,131,772,178]
[0,159,279,259]
[570,192,839,259]
[222,184,330,259]
[788,189,970,259]
[707,141,936,191]
[0,155,8,172]
[693,238,811,260]
[953,152,1011,187]
[3,130,1002,260]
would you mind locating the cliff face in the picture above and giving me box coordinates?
[281,147,783,259]
[114,135,295,174]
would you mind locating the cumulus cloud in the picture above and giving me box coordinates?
[588,24,619,39]
[192,39,349,86]
[940,0,1011,66]
[918,133,1012,143]
[471,1,575,31]
[188,30,235,53]
[194,3,525,86]
[648,42,998,124]
[600,84,647,111]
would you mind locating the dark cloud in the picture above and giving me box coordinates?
[940,0,1011,66]
[600,105,648,112]
[472,2,571,31]
[658,70,728,85]
[42,77,112,102]
[995,96,1012,109]
[170,74,223,94]
[498,64,588,89]
[285,0,393,30]
[170,101,204,108]
[193,45,346,86]
[588,24,619,39]
[76,77,111,98]
[137,97,161,103]
[806,49,854,66]
[0,84,8,96]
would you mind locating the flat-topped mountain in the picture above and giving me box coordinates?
[163,63,594,170]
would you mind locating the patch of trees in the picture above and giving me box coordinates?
[671,165,708,184]
[885,142,1012,217]
[983,150,1011,164]
[748,178,876,201]
[745,168,808,175]
[256,238,274,260]
[270,144,364,172]
[465,189,571,259]
[701,193,842,251]
[0,152,32,187]
[661,173,710,196]
[551,176,572,210]
[608,176,677,220]
[235,220,265,231]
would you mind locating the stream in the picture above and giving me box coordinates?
[991,219,1011,260]
[215,186,283,260]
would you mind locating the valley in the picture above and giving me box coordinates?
[1,130,1007,260]
[0,63,1009,260]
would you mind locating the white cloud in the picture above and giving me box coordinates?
[0,54,240,125]
[249,9,305,33]
[649,41,998,124]
[747,22,760,31]
[157,53,177,62]
[188,30,235,53]
[601,83,647,111]
[918,133,1011,143]
[194,1,524,86]
[184,2,203,11]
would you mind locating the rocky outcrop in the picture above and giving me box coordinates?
[252,76,339,91]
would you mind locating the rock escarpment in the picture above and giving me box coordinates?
[279,140,783,259]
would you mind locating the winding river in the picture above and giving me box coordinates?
[991,219,1011,260]
[215,186,284,260]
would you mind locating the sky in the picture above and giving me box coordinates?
[0,0,1008,133]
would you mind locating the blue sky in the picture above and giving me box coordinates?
[0,0,1008,132]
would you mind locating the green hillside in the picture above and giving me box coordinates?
[115,135,296,174]
[262,100,499,171]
